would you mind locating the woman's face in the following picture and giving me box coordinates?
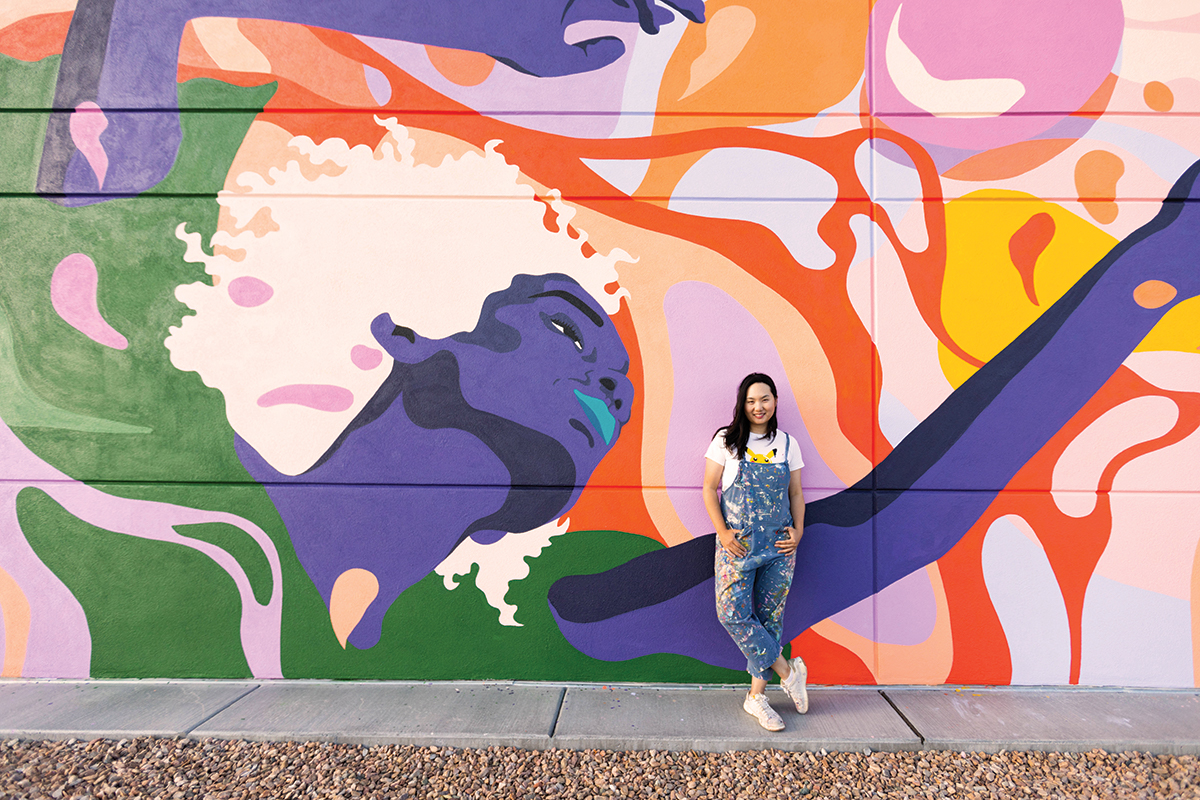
[744,382,777,433]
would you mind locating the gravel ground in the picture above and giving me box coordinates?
[2,738,1198,800]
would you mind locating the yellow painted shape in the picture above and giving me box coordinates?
[1137,296,1200,353]
[939,191,1117,387]
[0,563,31,677]
[329,568,379,649]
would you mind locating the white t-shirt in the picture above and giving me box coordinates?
[705,429,804,492]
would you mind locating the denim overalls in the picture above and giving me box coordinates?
[714,433,796,680]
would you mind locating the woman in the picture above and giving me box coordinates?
[703,373,808,731]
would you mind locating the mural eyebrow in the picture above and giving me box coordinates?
[530,290,605,328]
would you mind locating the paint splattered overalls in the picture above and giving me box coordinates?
[714,433,796,680]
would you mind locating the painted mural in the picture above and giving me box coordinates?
[0,0,1197,687]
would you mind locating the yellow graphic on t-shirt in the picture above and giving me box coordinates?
[747,448,776,463]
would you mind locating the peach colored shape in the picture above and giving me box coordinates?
[680,6,755,101]
[812,562,953,684]
[69,102,108,191]
[239,19,376,107]
[1134,280,1179,309]
[1052,395,1178,517]
[940,139,1167,241]
[50,253,128,350]
[1075,150,1125,225]
[190,17,271,73]
[1145,81,1176,112]
[425,44,494,87]
[0,563,30,678]
[329,568,379,648]
[0,0,75,31]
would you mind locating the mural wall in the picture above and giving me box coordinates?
[0,0,1197,686]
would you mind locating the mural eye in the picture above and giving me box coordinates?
[549,314,585,352]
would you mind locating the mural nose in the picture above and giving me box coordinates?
[603,372,633,421]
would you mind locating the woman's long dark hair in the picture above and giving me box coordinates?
[716,372,778,460]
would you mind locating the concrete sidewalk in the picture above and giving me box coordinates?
[1,680,1197,755]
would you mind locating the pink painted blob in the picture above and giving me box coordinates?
[50,253,128,350]
[69,102,109,190]
[351,345,384,370]
[257,384,355,412]
[227,276,274,308]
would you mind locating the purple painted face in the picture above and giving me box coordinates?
[447,275,634,483]
[368,273,633,492]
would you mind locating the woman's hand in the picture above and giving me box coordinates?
[775,525,803,555]
[718,528,746,558]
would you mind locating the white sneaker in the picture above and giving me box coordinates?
[743,691,785,731]
[781,656,809,714]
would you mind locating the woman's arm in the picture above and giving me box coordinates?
[703,458,745,557]
[776,468,805,555]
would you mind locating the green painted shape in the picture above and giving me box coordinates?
[0,56,56,192]
[0,301,151,433]
[18,487,251,678]
[0,67,275,483]
[177,76,278,109]
[283,529,745,684]
[153,79,277,194]
[173,522,274,606]
[0,52,58,108]
[574,389,616,445]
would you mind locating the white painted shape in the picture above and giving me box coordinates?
[886,4,1026,118]
[1119,29,1200,84]
[1079,575,1194,688]
[845,216,874,336]
[1123,0,1200,22]
[670,149,838,269]
[981,516,1072,685]
[435,518,569,626]
[1096,492,1200,600]
[1124,351,1200,394]
[166,122,631,475]
[1051,396,1178,517]
[877,389,920,446]
[610,12,689,137]
[874,238,954,421]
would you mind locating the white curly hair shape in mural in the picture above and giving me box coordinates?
[166,117,632,476]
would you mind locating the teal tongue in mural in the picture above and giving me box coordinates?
[574,390,616,445]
